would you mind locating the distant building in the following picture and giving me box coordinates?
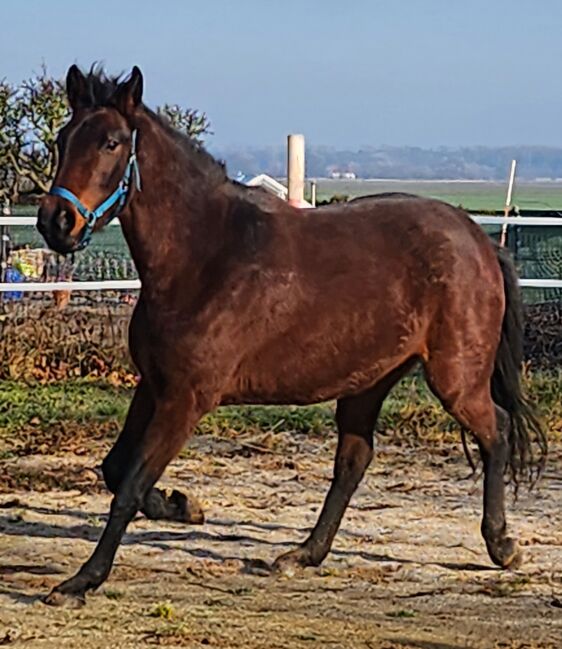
[330,171,356,180]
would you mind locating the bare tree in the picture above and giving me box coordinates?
[0,66,67,200]
[157,104,211,145]
[0,80,18,201]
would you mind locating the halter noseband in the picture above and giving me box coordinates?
[49,129,141,250]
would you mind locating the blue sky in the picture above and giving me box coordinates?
[2,0,562,149]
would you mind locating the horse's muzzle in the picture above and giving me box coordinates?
[37,195,78,255]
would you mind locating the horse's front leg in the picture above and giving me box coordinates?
[45,391,208,607]
[102,379,204,524]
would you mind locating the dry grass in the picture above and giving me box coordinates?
[0,300,559,383]
[0,302,135,383]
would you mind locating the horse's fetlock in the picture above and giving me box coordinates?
[482,517,506,541]
[111,493,143,518]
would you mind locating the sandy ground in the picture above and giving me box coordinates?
[0,431,561,649]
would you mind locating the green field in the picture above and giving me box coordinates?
[13,180,562,217]
[314,179,562,211]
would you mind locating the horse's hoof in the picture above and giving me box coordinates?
[169,489,205,525]
[506,550,524,571]
[143,488,204,524]
[272,549,312,577]
[43,589,86,608]
[503,542,524,571]
[489,537,523,570]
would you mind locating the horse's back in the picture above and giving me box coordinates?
[291,194,500,294]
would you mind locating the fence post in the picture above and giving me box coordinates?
[0,200,11,295]
[287,134,305,207]
[500,159,517,247]
[310,180,317,207]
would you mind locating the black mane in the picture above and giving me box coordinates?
[79,64,122,106]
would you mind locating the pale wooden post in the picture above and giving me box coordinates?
[310,180,317,207]
[287,134,305,207]
[500,159,517,247]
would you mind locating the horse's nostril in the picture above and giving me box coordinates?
[37,202,74,241]
[36,198,77,254]
[55,208,73,232]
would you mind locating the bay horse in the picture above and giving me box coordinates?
[37,65,546,606]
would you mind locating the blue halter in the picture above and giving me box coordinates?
[49,129,141,250]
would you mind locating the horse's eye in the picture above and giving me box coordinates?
[106,139,119,151]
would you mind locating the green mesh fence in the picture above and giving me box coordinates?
[3,208,136,282]
[482,223,562,303]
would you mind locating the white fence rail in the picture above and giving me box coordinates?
[0,280,141,293]
[0,214,560,292]
[0,216,122,226]
[473,216,562,227]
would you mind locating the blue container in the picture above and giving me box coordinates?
[4,267,24,300]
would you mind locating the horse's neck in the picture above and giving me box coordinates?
[119,115,227,302]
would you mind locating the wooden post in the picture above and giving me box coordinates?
[310,180,317,207]
[500,159,517,247]
[1,200,10,288]
[287,134,305,207]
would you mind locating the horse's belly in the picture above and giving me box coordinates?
[225,327,422,405]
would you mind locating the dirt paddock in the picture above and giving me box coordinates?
[1,429,560,649]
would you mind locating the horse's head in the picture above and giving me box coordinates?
[37,65,144,254]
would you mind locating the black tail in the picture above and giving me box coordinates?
[492,247,547,486]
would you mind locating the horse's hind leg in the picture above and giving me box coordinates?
[424,359,521,569]
[273,362,412,573]
[102,380,204,524]
[478,404,521,568]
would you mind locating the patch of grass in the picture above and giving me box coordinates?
[103,588,124,600]
[386,609,417,618]
[199,403,335,438]
[87,514,104,527]
[149,601,175,621]
[0,370,560,459]
[0,380,130,435]
[478,575,532,598]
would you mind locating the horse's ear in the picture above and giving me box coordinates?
[66,65,89,111]
[114,66,143,116]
